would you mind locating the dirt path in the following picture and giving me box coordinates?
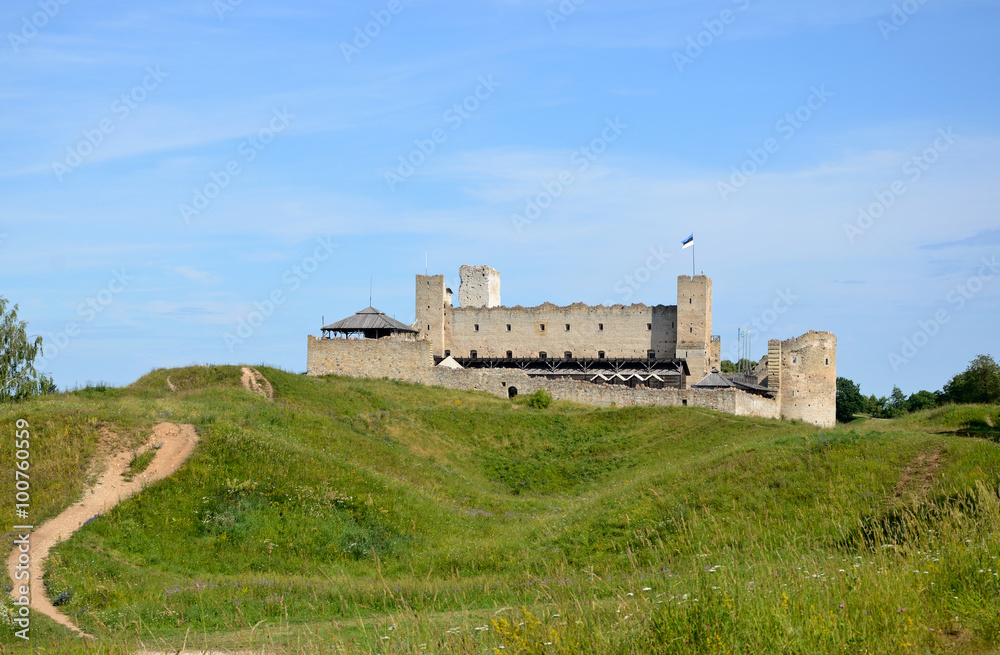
[893,447,942,500]
[240,367,273,400]
[7,423,199,638]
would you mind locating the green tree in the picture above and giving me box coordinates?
[906,390,938,413]
[886,386,908,418]
[1,296,54,402]
[866,394,889,418]
[941,354,1000,404]
[835,377,865,423]
[720,358,756,374]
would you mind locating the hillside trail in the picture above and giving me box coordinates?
[6,423,199,639]
[240,366,273,400]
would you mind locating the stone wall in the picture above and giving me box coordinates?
[306,334,780,419]
[458,265,501,308]
[445,303,679,359]
[306,335,433,381]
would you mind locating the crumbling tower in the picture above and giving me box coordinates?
[458,265,501,308]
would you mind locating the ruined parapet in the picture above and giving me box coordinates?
[459,265,501,308]
[766,340,781,390]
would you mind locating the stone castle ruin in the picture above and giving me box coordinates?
[307,265,836,427]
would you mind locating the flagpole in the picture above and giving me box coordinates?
[692,241,696,278]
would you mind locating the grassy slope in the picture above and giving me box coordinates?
[0,366,999,654]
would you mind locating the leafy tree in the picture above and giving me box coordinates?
[835,377,865,423]
[865,394,889,419]
[906,390,938,413]
[1,296,54,402]
[720,358,757,374]
[941,354,1000,404]
[886,386,908,418]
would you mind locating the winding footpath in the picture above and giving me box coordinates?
[7,422,199,638]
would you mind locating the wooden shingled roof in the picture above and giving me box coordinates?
[322,306,418,334]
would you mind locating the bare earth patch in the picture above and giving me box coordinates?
[240,367,274,401]
[893,447,942,501]
[6,423,199,639]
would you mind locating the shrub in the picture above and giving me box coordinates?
[527,389,552,409]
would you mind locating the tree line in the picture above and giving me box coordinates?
[836,354,1000,422]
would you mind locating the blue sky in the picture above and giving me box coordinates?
[2,0,998,396]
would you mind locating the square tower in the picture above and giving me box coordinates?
[415,274,450,357]
[676,275,713,380]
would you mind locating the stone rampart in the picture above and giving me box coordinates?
[306,335,780,418]
[306,335,432,381]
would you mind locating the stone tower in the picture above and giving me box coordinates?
[415,274,451,357]
[675,275,713,380]
[458,265,501,308]
[766,331,836,428]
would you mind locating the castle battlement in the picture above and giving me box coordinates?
[309,266,836,427]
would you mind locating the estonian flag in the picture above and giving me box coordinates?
[681,234,694,249]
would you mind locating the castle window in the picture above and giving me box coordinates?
[539,351,547,359]
[689,298,692,304]
[470,350,478,359]
[444,350,451,357]
[564,351,572,359]
[427,325,430,330]
[474,324,479,331]
[647,323,652,330]
[506,324,511,331]
[598,351,605,359]
[599,323,604,331]
[690,327,693,333]
[565,324,570,331]
[792,357,797,364]
[506,350,513,359]
[825,358,829,365]
[540,324,545,331]
[647,350,655,359]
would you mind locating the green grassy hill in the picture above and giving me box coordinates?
[2,366,1000,654]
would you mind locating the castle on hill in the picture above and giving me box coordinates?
[307,265,836,427]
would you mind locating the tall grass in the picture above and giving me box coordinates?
[2,366,999,653]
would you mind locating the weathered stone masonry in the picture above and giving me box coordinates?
[308,266,837,428]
